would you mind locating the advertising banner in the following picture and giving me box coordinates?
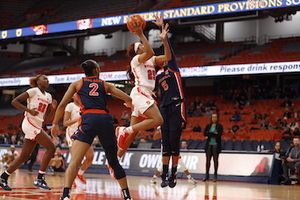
[1,0,300,40]
[0,146,273,177]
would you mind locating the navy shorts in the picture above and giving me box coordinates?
[71,113,116,147]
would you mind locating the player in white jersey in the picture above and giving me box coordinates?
[63,94,94,185]
[0,74,56,191]
[115,18,172,159]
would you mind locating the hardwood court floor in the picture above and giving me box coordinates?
[0,169,300,200]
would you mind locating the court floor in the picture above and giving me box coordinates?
[0,169,299,200]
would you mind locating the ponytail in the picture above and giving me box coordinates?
[126,65,135,84]
[29,74,43,87]
[81,59,98,76]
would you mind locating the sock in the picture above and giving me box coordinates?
[124,126,134,134]
[62,187,71,197]
[1,171,10,180]
[171,165,178,176]
[37,170,46,179]
[162,165,169,175]
[78,169,85,176]
[153,175,157,178]
[122,188,131,199]
[187,174,191,179]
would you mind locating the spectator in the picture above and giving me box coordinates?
[112,115,119,125]
[205,107,213,117]
[288,118,299,132]
[282,127,292,141]
[139,138,147,143]
[231,121,240,133]
[235,124,247,141]
[273,118,283,130]
[234,95,246,110]
[193,122,201,132]
[193,96,201,110]
[229,111,242,122]
[205,99,216,110]
[187,102,195,117]
[92,137,101,148]
[281,137,300,185]
[281,97,293,107]
[250,113,259,125]
[49,147,66,173]
[203,114,223,182]
[0,133,6,144]
[282,108,292,119]
[120,110,130,126]
[267,142,285,184]
[25,144,40,172]
[222,128,234,141]
[260,119,272,130]
[181,140,188,149]
[293,128,300,136]
[193,106,203,117]
[1,145,19,167]
[120,110,129,121]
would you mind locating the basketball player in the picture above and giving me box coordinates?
[64,94,94,185]
[150,127,197,186]
[0,74,56,191]
[51,59,133,200]
[154,16,187,188]
[150,156,197,185]
[115,17,171,160]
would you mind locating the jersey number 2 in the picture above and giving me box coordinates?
[89,83,99,96]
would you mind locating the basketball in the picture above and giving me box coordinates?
[126,14,146,33]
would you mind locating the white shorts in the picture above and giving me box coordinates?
[22,117,43,140]
[66,127,77,147]
[130,86,155,118]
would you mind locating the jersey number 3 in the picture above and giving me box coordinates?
[89,83,99,96]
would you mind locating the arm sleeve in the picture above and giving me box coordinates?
[166,36,180,72]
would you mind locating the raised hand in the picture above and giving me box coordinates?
[129,21,143,35]
[152,14,163,27]
[157,23,169,41]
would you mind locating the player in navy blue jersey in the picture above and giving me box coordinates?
[51,59,133,200]
[154,16,187,188]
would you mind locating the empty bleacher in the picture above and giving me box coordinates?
[216,37,300,65]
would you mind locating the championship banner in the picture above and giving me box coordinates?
[1,0,300,40]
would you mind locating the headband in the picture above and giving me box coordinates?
[134,42,141,53]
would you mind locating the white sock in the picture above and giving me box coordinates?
[153,175,157,178]
[78,169,85,175]
[187,174,191,179]
[38,170,46,174]
[4,170,11,176]
[125,126,134,134]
